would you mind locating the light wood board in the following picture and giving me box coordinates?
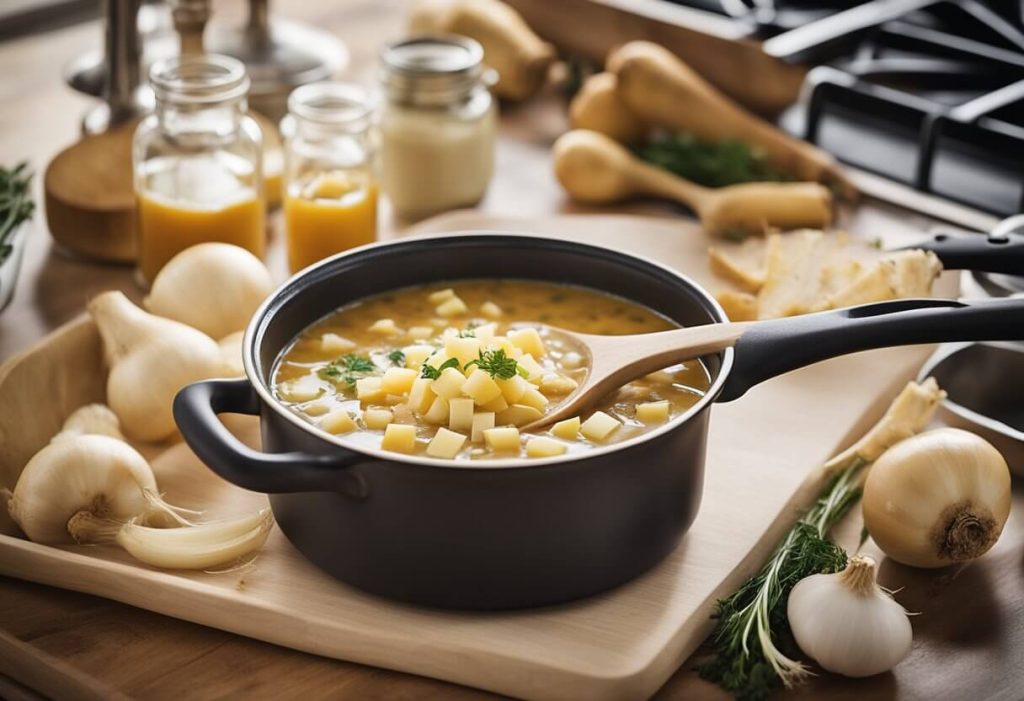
[0,214,957,700]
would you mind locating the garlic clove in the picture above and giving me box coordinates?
[8,435,157,544]
[143,243,273,340]
[115,509,274,570]
[788,555,912,678]
[88,291,229,442]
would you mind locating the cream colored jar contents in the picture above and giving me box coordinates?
[379,36,497,220]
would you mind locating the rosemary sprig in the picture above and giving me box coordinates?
[697,457,867,700]
[636,133,790,189]
[0,162,34,266]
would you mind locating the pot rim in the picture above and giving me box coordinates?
[243,231,734,470]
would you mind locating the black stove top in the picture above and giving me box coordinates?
[669,0,1024,217]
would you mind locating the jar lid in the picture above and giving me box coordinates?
[379,35,485,107]
[150,53,250,105]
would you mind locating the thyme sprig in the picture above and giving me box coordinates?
[697,457,867,700]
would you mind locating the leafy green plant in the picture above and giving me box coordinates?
[0,163,34,266]
[636,133,789,189]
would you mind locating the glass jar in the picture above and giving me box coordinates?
[378,36,497,220]
[281,82,378,273]
[133,54,265,286]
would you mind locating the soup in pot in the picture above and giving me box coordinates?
[272,281,711,460]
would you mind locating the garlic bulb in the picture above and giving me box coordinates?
[88,291,228,442]
[144,243,273,339]
[862,428,1010,568]
[51,403,125,442]
[8,434,158,543]
[788,555,912,677]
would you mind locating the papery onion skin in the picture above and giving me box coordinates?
[862,428,1011,568]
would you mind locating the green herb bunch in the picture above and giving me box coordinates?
[0,163,34,266]
[420,348,528,381]
[636,133,789,189]
[697,458,866,700]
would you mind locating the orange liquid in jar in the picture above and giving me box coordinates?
[284,171,378,273]
[136,156,265,285]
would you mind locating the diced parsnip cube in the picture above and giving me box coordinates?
[580,411,622,441]
[320,409,357,434]
[551,416,581,440]
[426,427,466,459]
[480,395,509,412]
[423,396,450,425]
[517,353,545,382]
[519,387,550,411]
[472,323,497,342]
[381,367,418,395]
[471,412,495,442]
[496,375,529,403]
[408,326,435,340]
[320,333,356,354]
[526,437,568,458]
[644,370,675,384]
[636,400,671,423]
[540,373,578,395]
[461,369,502,405]
[484,427,520,452]
[403,345,435,369]
[381,424,417,453]
[368,318,402,336]
[509,328,545,358]
[441,326,459,342]
[280,378,324,403]
[407,377,436,414]
[424,351,452,369]
[496,404,544,427]
[428,288,456,304]
[300,399,333,417]
[355,377,385,402]
[480,301,503,319]
[383,394,406,406]
[561,351,584,369]
[362,408,393,430]
[435,296,468,318]
[448,398,475,432]
[445,336,481,366]
[431,366,468,399]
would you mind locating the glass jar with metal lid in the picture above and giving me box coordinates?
[281,82,378,273]
[378,35,497,220]
[133,54,265,286]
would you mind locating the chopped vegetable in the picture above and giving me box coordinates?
[421,357,461,380]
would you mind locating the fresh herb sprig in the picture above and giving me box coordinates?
[420,357,460,380]
[636,133,789,189]
[697,457,866,700]
[319,354,376,386]
[466,348,529,380]
[0,163,34,266]
[387,349,406,366]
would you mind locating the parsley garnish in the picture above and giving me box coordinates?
[319,354,376,386]
[464,349,526,380]
[387,349,406,366]
[456,329,476,338]
[420,357,461,380]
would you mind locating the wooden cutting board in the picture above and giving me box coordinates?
[0,214,957,701]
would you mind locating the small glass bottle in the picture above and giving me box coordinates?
[133,54,265,286]
[281,82,378,273]
[378,36,497,220]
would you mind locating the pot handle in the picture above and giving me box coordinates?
[173,378,369,497]
[717,297,1024,402]
[903,228,1024,274]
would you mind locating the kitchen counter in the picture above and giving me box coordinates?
[1,1,1021,700]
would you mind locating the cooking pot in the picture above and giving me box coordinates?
[174,233,1024,609]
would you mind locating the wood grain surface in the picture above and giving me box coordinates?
[0,1,1020,700]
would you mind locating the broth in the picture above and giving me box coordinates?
[272,281,710,460]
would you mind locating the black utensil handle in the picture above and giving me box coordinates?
[905,231,1024,274]
[717,297,1024,402]
[173,378,369,497]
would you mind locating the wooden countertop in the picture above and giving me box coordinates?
[1,1,1021,700]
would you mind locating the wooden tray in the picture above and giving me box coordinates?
[0,215,957,700]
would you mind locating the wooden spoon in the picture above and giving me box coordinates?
[523,320,755,431]
[553,130,833,237]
